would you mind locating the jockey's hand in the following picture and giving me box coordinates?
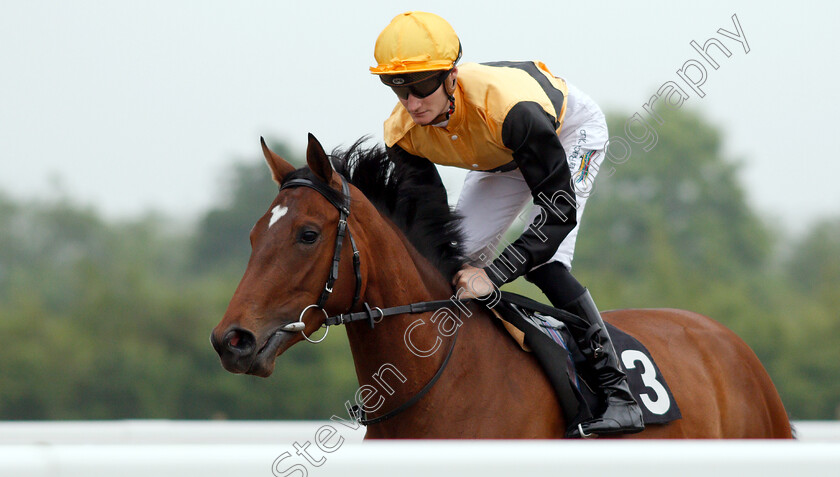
[452,264,496,299]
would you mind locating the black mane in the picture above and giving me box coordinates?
[316,138,467,279]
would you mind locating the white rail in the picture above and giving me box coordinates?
[0,420,366,445]
[0,421,837,477]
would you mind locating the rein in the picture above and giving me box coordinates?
[276,173,463,426]
[352,322,458,426]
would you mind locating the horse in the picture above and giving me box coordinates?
[211,134,792,439]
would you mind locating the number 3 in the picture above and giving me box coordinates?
[621,350,671,415]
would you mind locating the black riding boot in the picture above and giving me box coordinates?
[561,290,644,437]
[526,263,644,438]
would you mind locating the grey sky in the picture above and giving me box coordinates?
[2,0,838,233]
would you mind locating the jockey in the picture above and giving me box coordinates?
[370,11,644,438]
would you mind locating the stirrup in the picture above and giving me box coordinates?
[577,423,595,439]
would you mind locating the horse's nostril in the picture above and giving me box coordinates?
[223,328,256,355]
[210,331,222,354]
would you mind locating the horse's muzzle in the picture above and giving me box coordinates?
[211,326,294,377]
[211,327,258,374]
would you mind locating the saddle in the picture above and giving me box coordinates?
[491,292,682,431]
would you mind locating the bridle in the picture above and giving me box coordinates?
[276,174,361,343]
[274,172,463,425]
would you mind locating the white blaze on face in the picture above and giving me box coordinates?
[268,205,288,229]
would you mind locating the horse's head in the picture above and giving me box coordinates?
[210,134,364,377]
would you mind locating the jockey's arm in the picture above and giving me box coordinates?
[483,101,577,287]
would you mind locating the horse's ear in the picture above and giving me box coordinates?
[306,133,334,183]
[261,137,296,185]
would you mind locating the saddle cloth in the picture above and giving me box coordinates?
[491,292,682,428]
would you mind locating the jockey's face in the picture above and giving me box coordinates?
[399,70,456,126]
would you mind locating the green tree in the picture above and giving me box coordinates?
[575,108,771,303]
[788,218,840,309]
[775,218,840,418]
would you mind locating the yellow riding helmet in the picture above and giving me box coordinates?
[370,11,461,75]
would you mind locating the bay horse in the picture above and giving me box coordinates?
[211,134,792,439]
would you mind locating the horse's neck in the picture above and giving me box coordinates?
[364,223,452,307]
[344,217,459,386]
[342,212,559,436]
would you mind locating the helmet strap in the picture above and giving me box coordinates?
[445,93,455,120]
[429,76,457,126]
[430,91,456,126]
[444,76,456,120]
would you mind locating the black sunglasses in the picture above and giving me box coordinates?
[380,70,452,100]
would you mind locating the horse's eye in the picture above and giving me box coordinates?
[299,230,319,244]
